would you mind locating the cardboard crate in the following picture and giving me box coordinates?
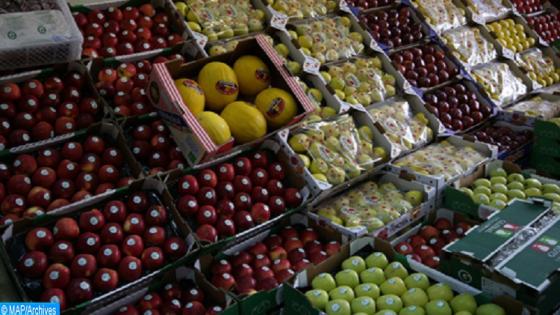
[148,35,316,166]
[0,177,197,314]
[441,199,560,314]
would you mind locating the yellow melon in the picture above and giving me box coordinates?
[255,88,298,128]
[233,55,271,96]
[174,78,205,115]
[197,62,239,111]
[196,111,231,145]
[221,101,267,144]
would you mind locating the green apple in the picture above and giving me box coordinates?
[427,283,453,301]
[543,183,560,194]
[329,286,355,302]
[405,191,423,206]
[336,269,360,288]
[377,295,403,312]
[366,252,389,269]
[473,178,491,188]
[351,296,376,315]
[455,312,472,315]
[489,167,507,177]
[361,267,386,285]
[425,300,452,315]
[401,288,428,307]
[355,283,381,299]
[507,189,526,200]
[399,305,425,315]
[507,173,524,183]
[375,310,397,315]
[489,199,507,209]
[490,176,507,186]
[475,303,505,315]
[491,183,508,194]
[326,299,351,315]
[507,181,524,190]
[490,192,508,202]
[404,273,430,290]
[312,273,337,291]
[384,262,408,279]
[305,289,329,310]
[450,293,477,313]
[472,193,490,205]
[342,256,367,273]
[473,186,492,196]
[525,187,542,197]
[544,193,560,202]
[380,277,407,296]
[459,187,474,198]
[524,178,542,189]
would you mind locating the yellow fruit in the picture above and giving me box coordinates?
[255,88,298,129]
[196,111,231,145]
[233,55,271,96]
[221,102,267,143]
[187,21,201,33]
[174,78,205,115]
[197,62,239,111]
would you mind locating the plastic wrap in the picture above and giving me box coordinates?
[293,16,365,64]
[315,180,421,231]
[505,96,560,119]
[393,141,486,181]
[267,0,335,19]
[368,99,433,156]
[465,0,510,22]
[442,26,497,66]
[471,62,527,107]
[487,18,535,53]
[288,114,386,185]
[516,48,560,88]
[0,0,58,12]
[413,0,467,33]
[323,57,397,106]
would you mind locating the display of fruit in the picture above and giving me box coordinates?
[458,166,560,209]
[471,62,527,107]
[393,140,487,182]
[0,72,102,150]
[175,150,303,243]
[0,0,58,12]
[487,18,536,53]
[368,99,433,156]
[359,5,427,49]
[511,0,543,14]
[504,96,560,120]
[126,119,187,175]
[293,16,365,64]
[113,278,225,315]
[394,217,472,268]
[464,0,510,22]
[73,4,184,59]
[468,123,533,153]
[322,57,397,106]
[305,250,505,314]
[412,0,467,33]
[314,180,424,232]
[391,43,459,88]
[174,0,265,41]
[0,134,136,223]
[13,192,187,309]
[268,0,336,19]
[422,81,493,131]
[288,114,386,185]
[516,48,560,87]
[208,224,341,294]
[345,0,397,10]
[442,26,497,67]
[96,55,184,116]
[526,12,560,44]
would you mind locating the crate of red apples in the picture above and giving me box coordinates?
[0,123,143,226]
[0,178,193,313]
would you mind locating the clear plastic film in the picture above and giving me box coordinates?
[393,140,486,181]
[315,180,420,231]
[413,0,467,34]
[268,0,336,19]
[323,57,397,106]
[293,16,365,64]
[465,0,509,23]
[505,96,560,120]
[471,62,527,107]
[516,48,560,88]
[368,99,433,157]
[288,114,385,185]
[442,26,497,67]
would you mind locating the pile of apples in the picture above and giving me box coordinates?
[0,73,102,150]
[394,218,472,269]
[16,192,187,309]
[346,0,396,10]
[0,135,135,225]
[359,6,426,49]
[511,0,543,14]
[305,251,506,315]
[127,119,186,175]
[209,225,341,294]
[469,123,533,153]
[96,55,184,117]
[174,150,303,243]
[487,19,535,53]
[526,13,560,44]
[114,280,224,315]
[73,4,184,59]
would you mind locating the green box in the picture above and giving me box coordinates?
[535,120,560,140]
[442,200,560,314]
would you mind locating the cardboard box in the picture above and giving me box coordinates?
[0,177,196,314]
[442,199,560,314]
[499,93,560,126]
[148,35,316,166]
